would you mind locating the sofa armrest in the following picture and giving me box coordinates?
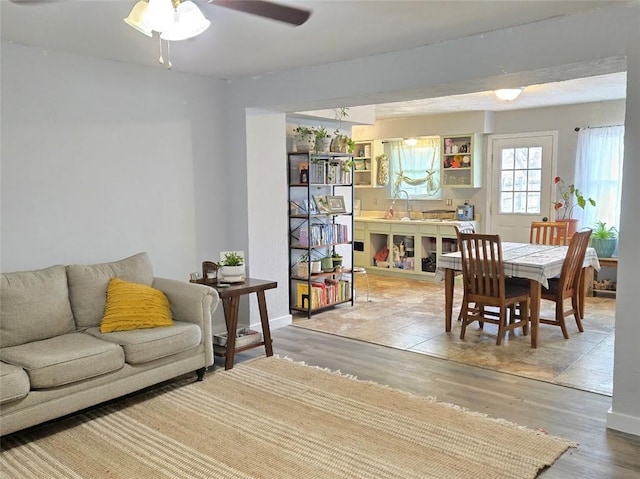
[152,277,219,367]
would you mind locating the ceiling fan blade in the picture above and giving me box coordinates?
[208,0,311,26]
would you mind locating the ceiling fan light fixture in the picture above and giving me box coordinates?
[160,1,211,41]
[124,0,153,37]
[145,0,176,33]
[494,88,524,101]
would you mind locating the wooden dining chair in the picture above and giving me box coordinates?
[457,232,530,345]
[540,229,592,338]
[454,224,476,322]
[530,221,569,245]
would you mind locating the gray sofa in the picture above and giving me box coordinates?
[0,252,219,436]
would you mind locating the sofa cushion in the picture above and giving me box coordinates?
[0,265,75,348]
[86,321,201,364]
[67,252,154,330]
[0,333,125,389]
[100,278,173,333]
[0,362,30,404]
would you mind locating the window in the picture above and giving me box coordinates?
[499,146,542,214]
[574,125,625,229]
[385,137,442,199]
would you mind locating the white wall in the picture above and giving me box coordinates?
[351,100,627,230]
[245,111,291,329]
[608,13,640,436]
[224,4,640,436]
[1,43,228,280]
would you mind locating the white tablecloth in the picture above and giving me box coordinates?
[435,242,601,289]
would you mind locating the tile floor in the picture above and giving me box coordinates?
[293,272,616,396]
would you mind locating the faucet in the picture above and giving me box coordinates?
[393,189,412,214]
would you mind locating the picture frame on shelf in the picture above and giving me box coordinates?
[303,199,317,214]
[326,195,347,213]
[313,195,331,214]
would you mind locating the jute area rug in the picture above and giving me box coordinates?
[1,356,575,479]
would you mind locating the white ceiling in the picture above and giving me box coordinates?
[0,0,629,117]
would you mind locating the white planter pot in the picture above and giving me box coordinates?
[220,264,245,282]
[295,134,315,153]
[315,137,331,152]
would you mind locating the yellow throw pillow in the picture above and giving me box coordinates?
[100,277,173,333]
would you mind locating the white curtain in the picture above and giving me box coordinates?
[386,137,442,199]
[574,125,625,230]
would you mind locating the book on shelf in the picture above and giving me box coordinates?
[296,279,351,309]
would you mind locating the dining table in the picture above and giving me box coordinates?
[434,242,601,348]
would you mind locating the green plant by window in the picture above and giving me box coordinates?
[553,176,596,219]
[592,221,618,239]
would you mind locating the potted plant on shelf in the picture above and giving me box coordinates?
[553,176,596,236]
[321,255,334,272]
[314,125,331,153]
[590,221,618,258]
[293,126,316,152]
[331,249,343,268]
[330,107,355,154]
[217,251,245,283]
[296,253,321,278]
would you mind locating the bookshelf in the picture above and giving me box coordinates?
[287,152,354,317]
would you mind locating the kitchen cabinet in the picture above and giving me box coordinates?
[441,134,483,188]
[287,152,354,317]
[355,218,477,279]
[353,140,385,188]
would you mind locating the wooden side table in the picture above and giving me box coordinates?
[192,277,277,370]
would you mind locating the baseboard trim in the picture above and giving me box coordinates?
[250,313,291,333]
[607,408,640,437]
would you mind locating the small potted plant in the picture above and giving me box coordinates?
[296,253,320,278]
[591,221,618,258]
[553,176,596,235]
[217,251,245,282]
[314,125,331,153]
[331,249,343,268]
[321,255,334,271]
[331,107,355,154]
[293,126,316,152]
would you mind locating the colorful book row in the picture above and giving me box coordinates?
[296,280,351,309]
[298,224,349,247]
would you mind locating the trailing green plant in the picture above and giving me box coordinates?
[217,252,244,267]
[592,221,618,239]
[293,125,315,137]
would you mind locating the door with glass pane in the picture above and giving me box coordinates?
[488,133,556,242]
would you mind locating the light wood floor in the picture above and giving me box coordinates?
[229,326,640,478]
[293,273,616,396]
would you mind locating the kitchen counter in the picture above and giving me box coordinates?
[353,216,478,280]
[355,217,470,225]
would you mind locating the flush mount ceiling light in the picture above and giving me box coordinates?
[404,138,418,146]
[494,88,525,101]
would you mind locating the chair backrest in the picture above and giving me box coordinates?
[455,223,476,235]
[457,232,506,301]
[558,229,592,294]
[530,221,569,245]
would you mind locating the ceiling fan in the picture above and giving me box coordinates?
[207,1,311,26]
[10,0,312,26]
